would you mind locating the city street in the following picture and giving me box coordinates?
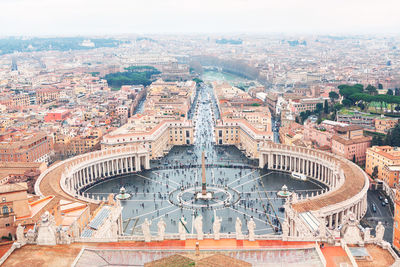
[362,190,394,243]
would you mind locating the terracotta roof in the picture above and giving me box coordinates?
[144,254,194,267]
[197,253,251,267]
[332,135,372,145]
[292,155,366,213]
[334,125,363,132]
[0,182,28,194]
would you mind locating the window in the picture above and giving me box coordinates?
[2,205,8,215]
[2,197,5,202]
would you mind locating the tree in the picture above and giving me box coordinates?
[372,135,384,146]
[315,103,323,114]
[385,123,400,147]
[324,100,329,113]
[352,155,356,163]
[338,84,363,99]
[333,103,343,112]
[372,166,378,179]
[103,66,160,88]
[342,99,352,107]
[299,111,308,123]
[193,78,203,84]
[329,91,339,103]
[387,89,394,96]
[365,84,378,95]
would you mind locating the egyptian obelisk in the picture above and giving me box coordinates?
[201,151,206,196]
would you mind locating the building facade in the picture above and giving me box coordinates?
[0,132,52,163]
[331,125,372,165]
[366,146,400,187]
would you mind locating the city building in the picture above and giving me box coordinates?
[288,97,328,115]
[0,161,47,193]
[44,110,71,122]
[102,117,194,159]
[213,82,273,159]
[331,125,372,165]
[375,116,399,134]
[278,122,305,146]
[337,109,376,130]
[0,183,30,238]
[68,129,103,156]
[394,184,400,252]
[0,132,52,163]
[366,146,400,187]
[303,120,348,149]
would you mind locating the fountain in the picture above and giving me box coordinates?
[115,187,131,200]
[277,185,292,198]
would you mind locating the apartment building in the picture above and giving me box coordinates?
[0,132,52,163]
[366,146,400,187]
[331,125,372,165]
[101,117,194,159]
[375,116,399,134]
[289,97,328,115]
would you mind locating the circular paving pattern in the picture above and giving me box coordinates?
[169,184,241,210]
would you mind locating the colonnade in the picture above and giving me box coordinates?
[260,152,338,189]
[258,142,369,233]
[53,146,151,203]
[68,154,149,192]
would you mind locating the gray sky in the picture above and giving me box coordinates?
[1,0,400,36]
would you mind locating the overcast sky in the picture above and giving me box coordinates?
[1,0,400,36]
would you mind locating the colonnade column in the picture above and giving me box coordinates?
[135,156,141,172]
[145,155,150,169]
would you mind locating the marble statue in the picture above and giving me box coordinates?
[36,211,57,246]
[178,216,187,240]
[194,215,203,240]
[213,216,222,240]
[110,218,119,239]
[108,193,115,206]
[282,219,289,237]
[247,218,256,241]
[157,218,166,241]
[16,224,26,245]
[56,226,71,245]
[235,217,243,240]
[142,218,151,242]
[71,221,80,238]
[375,221,385,243]
[26,228,36,244]
[291,193,298,203]
[341,212,363,245]
[364,227,372,242]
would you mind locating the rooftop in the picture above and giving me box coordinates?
[0,182,28,194]
[2,240,395,267]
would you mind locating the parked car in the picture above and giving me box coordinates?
[379,196,383,200]
[372,203,377,212]
[384,198,389,204]
[382,201,386,207]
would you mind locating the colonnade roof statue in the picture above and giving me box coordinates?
[141,215,258,242]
